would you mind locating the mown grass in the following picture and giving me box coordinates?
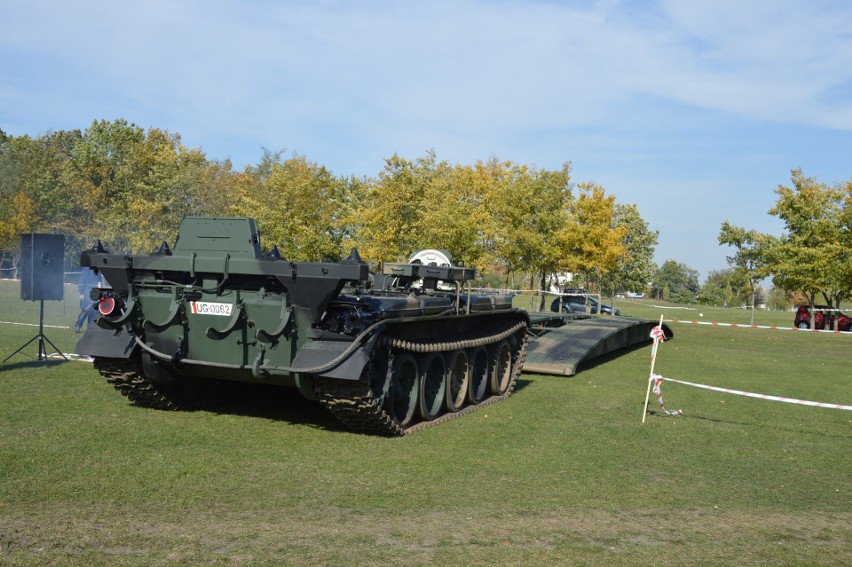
[1,281,849,565]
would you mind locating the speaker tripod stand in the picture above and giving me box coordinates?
[3,299,68,363]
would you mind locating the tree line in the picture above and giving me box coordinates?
[2,119,847,309]
[0,119,657,296]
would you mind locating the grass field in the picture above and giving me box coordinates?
[1,281,849,565]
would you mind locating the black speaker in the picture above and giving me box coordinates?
[20,234,65,301]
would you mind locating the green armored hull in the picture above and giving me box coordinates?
[77,217,529,435]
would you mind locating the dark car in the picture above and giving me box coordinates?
[794,305,852,331]
[550,288,620,316]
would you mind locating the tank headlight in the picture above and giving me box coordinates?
[98,297,117,315]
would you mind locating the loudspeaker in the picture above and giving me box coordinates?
[20,234,65,301]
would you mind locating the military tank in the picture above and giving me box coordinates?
[76,217,529,436]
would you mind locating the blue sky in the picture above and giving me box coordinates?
[2,0,851,281]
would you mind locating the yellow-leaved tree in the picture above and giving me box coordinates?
[558,182,626,279]
[235,151,360,262]
[412,161,492,270]
[486,160,574,292]
[355,152,443,264]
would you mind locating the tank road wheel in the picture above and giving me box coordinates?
[444,350,470,412]
[367,349,392,400]
[467,346,490,404]
[385,353,420,427]
[418,353,447,421]
[489,340,513,395]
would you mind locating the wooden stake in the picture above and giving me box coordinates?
[642,315,664,424]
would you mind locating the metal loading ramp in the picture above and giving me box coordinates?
[522,315,673,376]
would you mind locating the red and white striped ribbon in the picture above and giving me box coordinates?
[670,319,852,334]
[652,374,852,411]
[650,375,682,416]
[0,320,69,329]
[648,325,666,366]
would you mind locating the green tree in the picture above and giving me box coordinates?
[237,152,358,261]
[191,158,243,218]
[842,181,852,290]
[0,130,82,256]
[766,169,849,312]
[356,152,442,263]
[718,221,773,323]
[487,160,573,293]
[65,119,148,250]
[714,169,851,325]
[651,260,699,303]
[697,268,747,306]
[599,202,658,299]
[765,286,794,311]
[414,161,490,269]
[121,128,212,252]
[60,120,220,254]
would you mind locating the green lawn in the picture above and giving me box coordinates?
[1,281,849,565]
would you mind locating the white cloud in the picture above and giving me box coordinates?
[2,0,850,278]
[4,0,850,135]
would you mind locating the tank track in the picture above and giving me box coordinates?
[93,358,184,410]
[93,320,529,437]
[93,357,234,411]
[316,320,529,436]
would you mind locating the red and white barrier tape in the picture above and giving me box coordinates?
[652,374,852,411]
[0,278,76,285]
[0,320,69,329]
[670,319,852,334]
[642,322,851,422]
[651,375,682,416]
[644,303,698,311]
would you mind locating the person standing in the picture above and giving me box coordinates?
[75,267,100,332]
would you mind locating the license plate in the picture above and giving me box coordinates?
[189,301,233,316]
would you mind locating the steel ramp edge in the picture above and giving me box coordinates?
[522,316,673,376]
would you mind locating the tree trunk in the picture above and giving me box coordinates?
[749,280,755,326]
[529,273,536,310]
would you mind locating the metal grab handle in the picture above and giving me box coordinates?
[255,306,291,344]
[205,300,245,339]
[142,291,182,331]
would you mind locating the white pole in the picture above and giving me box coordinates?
[642,315,664,424]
